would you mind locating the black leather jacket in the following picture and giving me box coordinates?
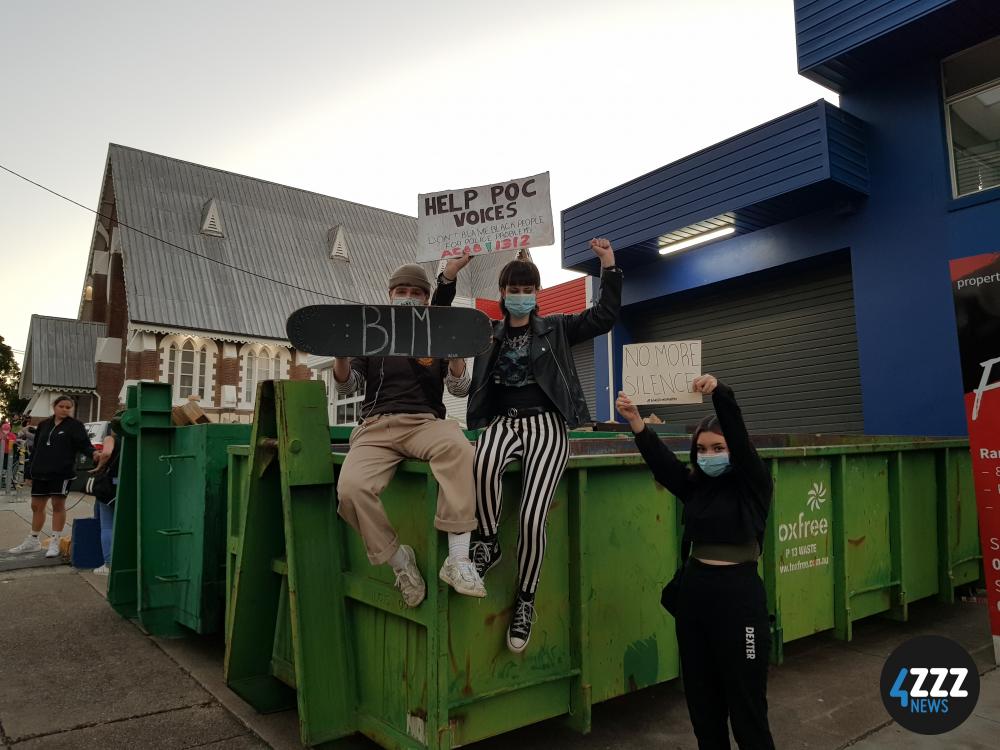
[467,267,623,429]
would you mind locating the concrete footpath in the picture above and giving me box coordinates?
[1,487,998,749]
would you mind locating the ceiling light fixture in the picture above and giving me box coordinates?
[658,226,735,255]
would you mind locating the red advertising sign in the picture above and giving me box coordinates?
[950,251,1000,660]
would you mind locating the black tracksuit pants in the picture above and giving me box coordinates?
[675,559,775,750]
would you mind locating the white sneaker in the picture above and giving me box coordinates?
[45,537,61,558]
[8,536,41,554]
[439,557,487,598]
[392,545,426,608]
[93,565,110,576]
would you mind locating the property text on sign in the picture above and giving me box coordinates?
[417,172,554,262]
[621,341,703,406]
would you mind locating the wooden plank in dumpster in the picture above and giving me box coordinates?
[949,251,1000,664]
[621,341,702,406]
[417,172,554,262]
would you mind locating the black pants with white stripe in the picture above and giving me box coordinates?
[676,560,774,749]
[474,412,570,595]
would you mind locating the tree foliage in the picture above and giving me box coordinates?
[0,336,29,421]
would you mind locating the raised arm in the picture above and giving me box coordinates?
[694,376,771,494]
[431,255,472,306]
[564,239,622,346]
[616,392,694,500]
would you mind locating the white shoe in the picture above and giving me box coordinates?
[45,537,61,558]
[93,565,110,576]
[392,545,426,608]
[439,557,487,598]
[8,536,41,554]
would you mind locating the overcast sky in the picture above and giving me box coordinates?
[0,0,834,364]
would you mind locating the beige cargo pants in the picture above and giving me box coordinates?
[336,413,476,565]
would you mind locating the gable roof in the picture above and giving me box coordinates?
[19,316,107,396]
[103,145,508,340]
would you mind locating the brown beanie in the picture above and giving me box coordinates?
[388,264,431,294]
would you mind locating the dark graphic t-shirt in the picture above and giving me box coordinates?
[493,324,555,414]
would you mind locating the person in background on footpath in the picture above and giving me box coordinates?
[616,375,775,750]
[8,396,98,557]
[332,255,487,607]
[1,421,15,487]
[15,423,36,481]
[88,413,123,575]
[467,238,622,653]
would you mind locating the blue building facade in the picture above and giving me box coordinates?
[565,0,1000,436]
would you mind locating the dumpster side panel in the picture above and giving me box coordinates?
[226,445,250,634]
[946,449,983,588]
[771,458,835,643]
[843,455,893,621]
[897,452,940,603]
[583,464,679,702]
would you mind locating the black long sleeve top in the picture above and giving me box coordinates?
[632,383,772,547]
[28,416,93,480]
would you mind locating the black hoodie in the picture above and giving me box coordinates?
[631,383,772,549]
[28,416,93,480]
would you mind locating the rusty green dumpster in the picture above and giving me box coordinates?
[224,381,981,747]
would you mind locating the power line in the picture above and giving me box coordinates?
[0,162,367,305]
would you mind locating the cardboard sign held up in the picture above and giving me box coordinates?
[622,341,702,406]
[417,172,554,263]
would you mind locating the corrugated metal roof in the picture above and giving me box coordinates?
[107,145,509,340]
[24,316,106,390]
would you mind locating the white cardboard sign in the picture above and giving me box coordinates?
[622,341,703,406]
[416,172,554,262]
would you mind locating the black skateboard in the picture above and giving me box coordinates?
[287,304,494,358]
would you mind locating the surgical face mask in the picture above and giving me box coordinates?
[697,452,731,477]
[505,293,536,317]
[391,296,422,307]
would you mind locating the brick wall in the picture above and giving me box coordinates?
[90,273,108,324]
[108,254,127,340]
[288,363,313,381]
[96,361,124,418]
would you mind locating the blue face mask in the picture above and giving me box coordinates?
[505,293,536,317]
[391,297,422,307]
[697,453,731,477]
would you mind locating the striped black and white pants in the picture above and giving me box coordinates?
[474,412,570,595]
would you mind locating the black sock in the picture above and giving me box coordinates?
[518,590,535,603]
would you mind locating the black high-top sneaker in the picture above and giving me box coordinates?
[507,593,537,654]
[470,535,502,578]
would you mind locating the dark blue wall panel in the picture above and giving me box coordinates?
[795,0,950,71]
[562,101,868,272]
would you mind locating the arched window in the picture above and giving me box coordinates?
[160,335,216,405]
[240,343,290,406]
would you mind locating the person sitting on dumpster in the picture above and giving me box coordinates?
[617,376,775,750]
[466,238,622,653]
[331,255,486,608]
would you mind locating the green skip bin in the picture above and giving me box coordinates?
[223,381,981,748]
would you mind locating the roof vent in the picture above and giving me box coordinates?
[200,199,224,237]
[328,225,348,261]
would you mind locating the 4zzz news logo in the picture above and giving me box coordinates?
[887,665,970,712]
[880,635,980,735]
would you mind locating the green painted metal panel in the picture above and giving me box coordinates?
[766,458,836,645]
[583,464,679,701]
[897,452,940,604]
[843,455,894,622]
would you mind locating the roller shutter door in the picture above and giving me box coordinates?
[572,340,597,418]
[623,252,863,433]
